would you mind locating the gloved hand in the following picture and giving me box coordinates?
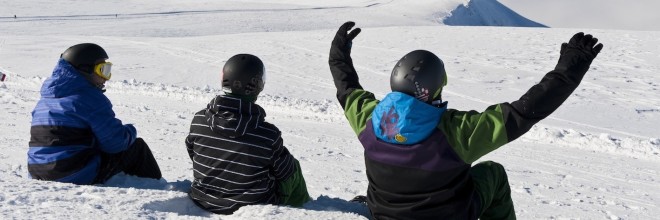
[328,21,364,108]
[555,32,603,74]
[330,21,361,62]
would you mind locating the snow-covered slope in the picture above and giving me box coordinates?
[1,0,659,219]
[443,0,547,27]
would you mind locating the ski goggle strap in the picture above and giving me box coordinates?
[93,62,112,80]
[431,72,448,101]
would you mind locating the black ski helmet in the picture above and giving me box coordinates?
[61,43,108,74]
[390,50,447,103]
[221,54,266,100]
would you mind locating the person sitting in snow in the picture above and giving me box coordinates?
[185,54,311,214]
[328,22,603,219]
[28,43,162,184]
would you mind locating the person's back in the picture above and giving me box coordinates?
[29,58,116,184]
[328,22,602,220]
[360,93,480,219]
[339,52,481,219]
[186,95,297,213]
[185,54,310,214]
[29,43,161,184]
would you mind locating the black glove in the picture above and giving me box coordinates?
[330,21,362,62]
[555,32,603,75]
[329,21,363,108]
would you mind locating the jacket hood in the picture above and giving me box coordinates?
[371,92,447,145]
[40,59,95,98]
[204,95,266,137]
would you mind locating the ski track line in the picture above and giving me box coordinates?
[579,79,660,108]
[297,38,411,57]
[512,142,659,188]
[267,41,337,88]
[73,36,337,92]
[513,141,657,176]
[544,116,650,139]
[0,5,360,23]
[276,40,388,77]
[520,152,657,200]
[505,152,657,208]
[257,41,336,89]
[100,36,336,90]
[93,36,222,66]
[263,61,335,90]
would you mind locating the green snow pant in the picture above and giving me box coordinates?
[471,161,516,220]
[278,158,311,206]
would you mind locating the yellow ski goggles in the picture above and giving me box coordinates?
[93,62,112,80]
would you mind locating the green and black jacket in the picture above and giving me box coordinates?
[329,43,594,219]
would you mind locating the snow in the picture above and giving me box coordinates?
[1,0,659,219]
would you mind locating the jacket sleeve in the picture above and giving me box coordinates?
[270,134,296,181]
[502,33,600,142]
[343,89,380,136]
[501,67,589,142]
[185,134,194,161]
[441,43,597,164]
[328,29,362,108]
[330,40,379,136]
[81,95,137,154]
[439,105,508,164]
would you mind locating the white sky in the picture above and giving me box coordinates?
[499,0,660,31]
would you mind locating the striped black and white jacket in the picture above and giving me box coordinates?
[185,95,297,214]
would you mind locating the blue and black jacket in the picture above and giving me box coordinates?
[28,59,136,184]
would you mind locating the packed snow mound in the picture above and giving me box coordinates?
[442,0,547,27]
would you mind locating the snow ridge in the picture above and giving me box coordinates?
[107,79,345,123]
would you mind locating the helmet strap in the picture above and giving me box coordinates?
[75,66,105,91]
[431,86,443,102]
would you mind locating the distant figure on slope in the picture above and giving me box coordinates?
[328,21,603,220]
[28,43,162,184]
[185,54,311,214]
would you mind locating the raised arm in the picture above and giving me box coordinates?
[329,22,381,136]
[441,33,603,164]
[502,32,603,141]
[329,21,363,109]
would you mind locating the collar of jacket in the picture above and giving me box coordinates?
[204,95,267,137]
[40,59,101,98]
